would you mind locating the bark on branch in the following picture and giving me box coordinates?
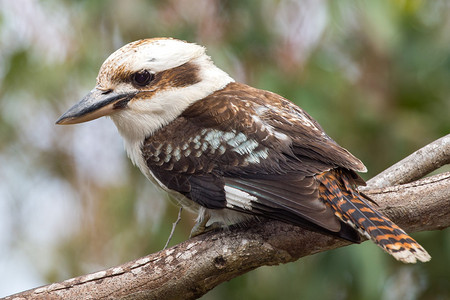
[4,135,450,300]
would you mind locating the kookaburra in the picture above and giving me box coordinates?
[57,38,430,263]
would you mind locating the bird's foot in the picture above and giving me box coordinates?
[189,213,222,237]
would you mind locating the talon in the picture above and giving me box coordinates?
[190,212,222,237]
[190,213,210,238]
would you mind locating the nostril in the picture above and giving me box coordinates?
[101,89,113,95]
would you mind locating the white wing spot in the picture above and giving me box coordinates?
[222,131,236,141]
[208,136,222,149]
[227,132,247,147]
[274,131,289,141]
[204,130,226,149]
[224,186,257,210]
[166,144,172,154]
[193,135,201,143]
[233,139,259,155]
[172,147,181,161]
[245,148,269,164]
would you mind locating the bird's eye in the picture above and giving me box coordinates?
[131,70,154,87]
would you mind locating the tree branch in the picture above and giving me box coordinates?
[366,134,450,188]
[4,137,450,300]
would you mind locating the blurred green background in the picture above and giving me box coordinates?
[0,0,449,299]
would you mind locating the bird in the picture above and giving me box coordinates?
[56,38,430,263]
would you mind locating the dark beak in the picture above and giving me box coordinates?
[56,88,136,125]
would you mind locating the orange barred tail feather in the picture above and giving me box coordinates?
[316,170,431,263]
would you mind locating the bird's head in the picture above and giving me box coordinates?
[56,38,233,141]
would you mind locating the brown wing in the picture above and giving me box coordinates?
[142,82,365,241]
[182,82,367,174]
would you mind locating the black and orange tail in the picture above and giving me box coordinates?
[317,169,430,263]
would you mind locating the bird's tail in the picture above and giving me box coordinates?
[316,169,431,263]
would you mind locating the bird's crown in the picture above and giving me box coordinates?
[96,38,206,90]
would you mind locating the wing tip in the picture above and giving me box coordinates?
[353,160,367,173]
[357,164,368,173]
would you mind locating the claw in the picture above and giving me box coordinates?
[190,212,209,238]
[189,211,222,237]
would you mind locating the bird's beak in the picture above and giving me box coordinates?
[56,88,136,125]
